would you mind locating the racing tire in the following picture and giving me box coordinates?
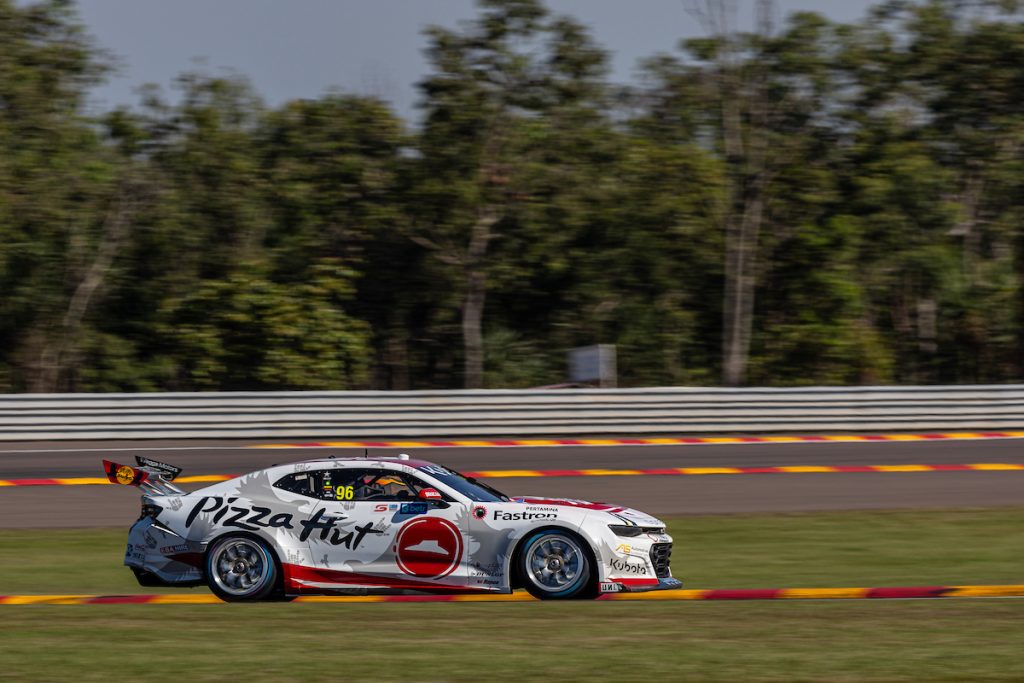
[205,534,279,603]
[517,530,598,600]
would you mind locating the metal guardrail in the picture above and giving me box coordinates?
[0,385,1022,441]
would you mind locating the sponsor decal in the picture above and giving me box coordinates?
[470,561,503,578]
[512,497,624,513]
[599,581,622,593]
[160,543,189,554]
[300,509,384,549]
[394,517,463,580]
[491,510,557,522]
[420,488,443,501]
[293,462,311,472]
[166,497,183,512]
[614,543,632,555]
[419,465,454,477]
[610,557,648,575]
[472,506,487,519]
[135,456,182,479]
[399,502,428,515]
[185,497,295,531]
[115,465,136,485]
[374,504,400,512]
[143,531,157,549]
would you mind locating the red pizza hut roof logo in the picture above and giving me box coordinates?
[394,517,462,580]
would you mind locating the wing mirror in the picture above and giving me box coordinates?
[418,488,449,508]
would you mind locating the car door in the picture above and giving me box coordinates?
[302,466,470,590]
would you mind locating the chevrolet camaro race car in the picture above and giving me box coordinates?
[103,454,680,602]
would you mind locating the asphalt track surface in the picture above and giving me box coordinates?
[1,438,1022,527]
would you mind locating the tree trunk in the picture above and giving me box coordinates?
[722,180,764,386]
[461,208,499,389]
[32,182,137,392]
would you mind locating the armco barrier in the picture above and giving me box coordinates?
[0,385,1023,441]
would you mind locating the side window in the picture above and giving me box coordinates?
[310,468,447,502]
[273,472,314,497]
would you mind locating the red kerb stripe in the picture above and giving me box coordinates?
[86,595,156,604]
[866,586,951,599]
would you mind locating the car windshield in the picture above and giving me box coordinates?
[417,463,510,503]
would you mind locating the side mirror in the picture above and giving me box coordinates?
[418,488,448,508]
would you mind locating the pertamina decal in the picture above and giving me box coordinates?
[394,518,463,580]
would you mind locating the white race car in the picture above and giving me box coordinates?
[103,454,680,601]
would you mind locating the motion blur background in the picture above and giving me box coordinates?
[3,5,1024,680]
[4,0,1024,395]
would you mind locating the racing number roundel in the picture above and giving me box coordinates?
[394,517,463,580]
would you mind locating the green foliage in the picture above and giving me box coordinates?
[160,261,370,390]
[3,0,1024,391]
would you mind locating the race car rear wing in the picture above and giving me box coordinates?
[102,456,185,496]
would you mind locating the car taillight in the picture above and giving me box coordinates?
[140,503,163,519]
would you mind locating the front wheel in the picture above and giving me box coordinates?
[205,535,278,602]
[518,530,597,600]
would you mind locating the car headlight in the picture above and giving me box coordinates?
[609,524,666,537]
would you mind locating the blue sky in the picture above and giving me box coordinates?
[75,0,877,119]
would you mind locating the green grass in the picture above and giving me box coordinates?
[1,602,1023,682]
[1,508,1021,594]
[1,508,1022,682]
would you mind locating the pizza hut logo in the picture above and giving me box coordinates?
[394,517,463,580]
[472,506,487,519]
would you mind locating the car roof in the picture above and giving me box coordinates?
[287,456,441,471]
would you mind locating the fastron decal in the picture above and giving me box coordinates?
[491,510,557,522]
[394,518,463,580]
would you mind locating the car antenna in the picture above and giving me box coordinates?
[364,448,368,459]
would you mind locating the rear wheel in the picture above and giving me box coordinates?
[205,535,278,602]
[518,530,597,600]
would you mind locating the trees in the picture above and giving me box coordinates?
[413,0,614,388]
[3,0,1024,392]
[0,0,125,391]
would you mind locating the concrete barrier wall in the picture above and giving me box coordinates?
[0,385,1021,440]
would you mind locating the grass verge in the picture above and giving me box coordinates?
[1,508,1021,682]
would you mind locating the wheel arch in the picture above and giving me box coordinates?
[505,523,599,590]
[204,529,287,593]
